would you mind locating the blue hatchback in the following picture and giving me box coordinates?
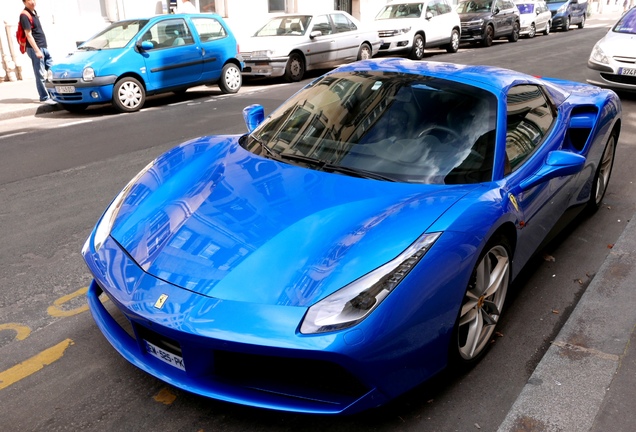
[45,14,243,112]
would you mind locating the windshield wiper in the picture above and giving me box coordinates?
[78,46,100,51]
[278,153,397,182]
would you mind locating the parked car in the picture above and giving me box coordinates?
[373,0,462,59]
[546,0,587,31]
[515,0,552,37]
[240,12,380,82]
[587,6,636,92]
[457,0,521,47]
[82,58,621,415]
[46,14,243,113]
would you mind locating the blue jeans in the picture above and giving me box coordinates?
[26,47,53,101]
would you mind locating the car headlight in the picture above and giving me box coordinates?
[557,4,566,13]
[251,50,274,58]
[589,42,609,64]
[92,160,156,252]
[467,18,484,26]
[83,67,95,82]
[396,26,412,35]
[300,232,441,334]
[46,70,53,82]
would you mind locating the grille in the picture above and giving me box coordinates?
[378,30,398,37]
[600,73,636,85]
[51,79,80,85]
[614,56,636,64]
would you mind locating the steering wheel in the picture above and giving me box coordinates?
[417,125,462,141]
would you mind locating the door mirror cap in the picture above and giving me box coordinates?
[519,150,586,191]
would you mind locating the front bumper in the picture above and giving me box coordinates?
[241,57,288,77]
[586,60,636,92]
[460,25,486,41]
[45,75,117,104]
[376,36,413,54]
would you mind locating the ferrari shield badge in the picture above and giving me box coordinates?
[154,294,168,309]
[509,193,519,212]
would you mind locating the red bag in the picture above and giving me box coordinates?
[16,10,33,54]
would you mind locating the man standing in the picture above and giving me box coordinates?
[177,0,198,13]
[20,0,55,104]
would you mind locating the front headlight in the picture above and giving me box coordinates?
[251,50,274,58]
[300,232,441,334]
[46,69,53,82]
[589,42,609,64]
[92,160,156,252]
[468,18,484,26]
[83,67,95,82]
[394,27,411,35]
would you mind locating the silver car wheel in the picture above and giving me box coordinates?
[113,77,145,112]
[458,244,510,360]
[219,63,241,94]
[595,134,616,205]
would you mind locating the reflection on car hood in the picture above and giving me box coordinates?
[110,136,476,307]
[50,49,123,77]
[459,12,493,22]
[598,31,636,57]
[241,36,305,56]
[374,17,421,30]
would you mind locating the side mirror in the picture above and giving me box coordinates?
[494,6,500,14]
[426,11,434,19]
[519,150,586,190]
[309,30,322,39]
[137,40,154,51]
[243,104,265,133]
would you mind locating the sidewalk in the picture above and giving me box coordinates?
[1,9,635,432]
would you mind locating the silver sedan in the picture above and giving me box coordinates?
[586,8,636,92]
[240,12,381,82]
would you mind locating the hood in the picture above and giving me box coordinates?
[110,136,476,306]
[547,1,567,11]
[599,31,636,57]
[51,49,126,78]
[459,12,493,22]
[241,36,305,55]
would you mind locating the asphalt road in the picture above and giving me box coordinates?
[1,20,635,431]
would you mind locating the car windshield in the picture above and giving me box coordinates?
[254,15,312,36]
[245,71,498,185]
[613,9,636,34]
[456,0,493,13]
[376,3,423,19]
[79,20,149,50]
[516,3,535,13]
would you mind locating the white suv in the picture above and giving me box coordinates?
[374,0,462,60]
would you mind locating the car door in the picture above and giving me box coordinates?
[305,14,338,69]
[329,12,362,63]
[189,16,231,81]
[492,0,511,36]
[536,1,549,30]
[424,0,446,44]
[502,84,576,266]
[140,18,202,90]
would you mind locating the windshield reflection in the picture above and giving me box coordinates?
[245,71,498,185]
[80,20,148,50]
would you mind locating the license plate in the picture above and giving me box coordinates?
[619,67,636,76]
[55,85,75,94]
[144,340,186,371]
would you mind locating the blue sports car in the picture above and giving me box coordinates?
[45,14,243,113]
[82,59,621,414]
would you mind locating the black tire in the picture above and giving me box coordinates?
[578,14,586,29]
[284,52,305,82]
[218,63,241,94]
[509,21,520,42]
[544,21,551,35]
[481,25,494,47]
[409,34,425,60]
[562,16,570,31]
[450,235,511,367]
[112,77,145,113]
[587,133,617,213]
[528,23,536,38]
[446,29,460,53]
[61,103,88,113]
[357,43,372,60]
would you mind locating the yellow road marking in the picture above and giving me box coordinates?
[47,287,89,317]
[0,323,31,341]
[0,338,74,390]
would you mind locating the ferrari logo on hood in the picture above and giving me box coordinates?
[154,294,168,309]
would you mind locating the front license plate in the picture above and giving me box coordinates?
[619,67,636,76]
[145,340,186,371]
[55,85,75,94]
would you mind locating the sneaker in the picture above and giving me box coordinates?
[42,98,58,105]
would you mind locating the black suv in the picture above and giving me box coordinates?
[457,0,521,47]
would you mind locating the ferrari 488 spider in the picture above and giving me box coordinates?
[82,58,621,414]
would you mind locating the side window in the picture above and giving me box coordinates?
[439,0,452,14]
[505,85,556,173]
[331,13,356,33]
[427,0,441,16]
[494,0,504,10]
[191,17,227,42]
[312,15,334,35]
[153,19,195,48]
